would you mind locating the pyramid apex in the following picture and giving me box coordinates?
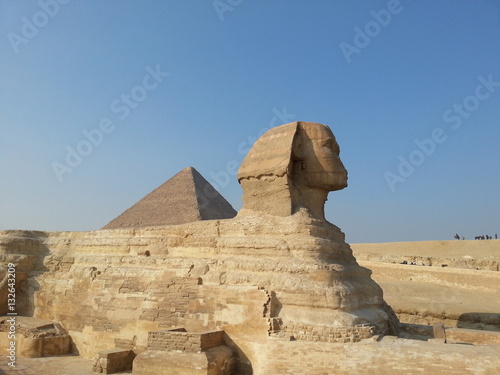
[181,166,201,175]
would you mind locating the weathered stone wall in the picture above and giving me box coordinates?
[279,321,375,343]
[0,228,272,359]
[445,327,500,346]
[147,329,224,352]
[0,316,72,359]
[133,346,235,375]
[1,213,393,361]
[32,255,269,359]
[92,348,135,374]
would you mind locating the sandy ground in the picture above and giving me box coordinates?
[352,239,500,259]
[373,271,500,328]
[353,240,500,329]
[3,336,500,375]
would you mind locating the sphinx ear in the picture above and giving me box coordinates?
[291,128,305,158]
[290,157,306,175]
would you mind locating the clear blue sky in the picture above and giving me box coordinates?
[1,0,499,243]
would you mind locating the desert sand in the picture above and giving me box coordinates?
[353,240,500,330]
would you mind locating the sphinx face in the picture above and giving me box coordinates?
[293,123,348,191]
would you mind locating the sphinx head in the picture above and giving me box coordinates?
[238,121,347,220]
[292,122,348,191]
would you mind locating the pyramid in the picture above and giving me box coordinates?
[102,167,237,229]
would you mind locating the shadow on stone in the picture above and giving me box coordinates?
[457,312,500,331]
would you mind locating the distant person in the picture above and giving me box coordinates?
[496,234,498,239]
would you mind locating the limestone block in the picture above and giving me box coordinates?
[445,327,500,346]
[147,329,225,352]
[0,316,71,358]
[132,346,235,375]
[432,322,446,343]
[17,334,71,357]
[92,348,135,374]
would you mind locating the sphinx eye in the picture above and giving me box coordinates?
[323,139,334,149]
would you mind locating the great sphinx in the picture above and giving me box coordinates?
[0,121,397,366]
